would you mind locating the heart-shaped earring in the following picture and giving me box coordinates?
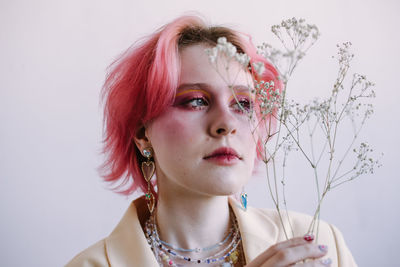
[141,161,155,182]
[141,148,156,213]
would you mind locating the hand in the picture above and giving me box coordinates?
[245,236,332,266]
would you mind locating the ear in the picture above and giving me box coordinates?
[133,125,151,155]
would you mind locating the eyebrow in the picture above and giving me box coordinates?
[176,83,253,96]
[230,85,253,92]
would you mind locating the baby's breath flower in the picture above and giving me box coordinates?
[205,47,218,63]
[253,18,380,240]
[206,22,380,241]
[225,42,237,58]
[253,62,265,76]
[259,18,320,83]
[217,36,227,45]
[235,53,250,67]
[207,37,252,67]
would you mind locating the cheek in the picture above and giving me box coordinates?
[240,122,258,160]
[147,111,202,153]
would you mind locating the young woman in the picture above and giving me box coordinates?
[66,15,357,267]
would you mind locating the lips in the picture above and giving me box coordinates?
[204,147,241,162]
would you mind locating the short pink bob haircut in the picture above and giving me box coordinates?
[100,15,281,196]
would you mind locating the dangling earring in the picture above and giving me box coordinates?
[240,188,248,211]
[141,148,156,213]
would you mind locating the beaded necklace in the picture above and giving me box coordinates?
[144,208,244,267]
[159,228,233,253]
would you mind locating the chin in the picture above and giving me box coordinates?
[205,180,245,196]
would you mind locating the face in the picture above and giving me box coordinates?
[143,44,258,198]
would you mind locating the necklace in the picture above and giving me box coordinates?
[158,228,233,253]
[144,208,244,267]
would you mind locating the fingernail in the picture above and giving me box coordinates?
[320,258,332,265]
[303,234,314,242]
[319,244,328,252]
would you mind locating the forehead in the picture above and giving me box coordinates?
[178,44,253,92]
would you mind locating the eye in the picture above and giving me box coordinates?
[231,98,253,113]
[182,97,209,110]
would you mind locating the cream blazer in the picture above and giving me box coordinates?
[66,197,357,267]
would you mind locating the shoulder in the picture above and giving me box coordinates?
[65,197,159,267]
[65,239,109,267]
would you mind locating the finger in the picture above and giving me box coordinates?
[249,237,309,266]
[264,243,328,267]
[295,257,332,267]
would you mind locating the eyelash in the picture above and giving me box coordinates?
[178,96,253,113]
[182,97,209,110]
[232,98,253,114]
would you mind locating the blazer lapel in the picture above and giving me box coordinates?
[229,197,279,263]
[105,198,159,267]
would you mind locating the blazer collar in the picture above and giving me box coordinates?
[104,197,278,266]
[229,197,278,263]
[105,197,159,266]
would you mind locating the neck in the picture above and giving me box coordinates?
[155,188,231,250]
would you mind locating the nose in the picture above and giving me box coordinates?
[209,104,237,137]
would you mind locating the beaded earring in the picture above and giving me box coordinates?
[142,148,156,213]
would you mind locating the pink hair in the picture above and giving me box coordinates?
[99,15,281,195]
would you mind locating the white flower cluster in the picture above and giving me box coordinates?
[254,80,280,115]
[205,37,248,65]
[351,142,381,177]
[272,18,320,41]
[235,53,251,67]
[252,62,266,76]
[258,18,320,83]
[205,37,265,76]
[353,73,375,97]
[336,42,354,66]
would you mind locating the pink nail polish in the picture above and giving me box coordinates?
[304,234,314,242]
[319,244,328,252]
[320,258,332,265]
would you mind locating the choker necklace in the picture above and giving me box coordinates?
[144,208,244,267]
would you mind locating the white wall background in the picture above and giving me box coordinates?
[1,0,398,266]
